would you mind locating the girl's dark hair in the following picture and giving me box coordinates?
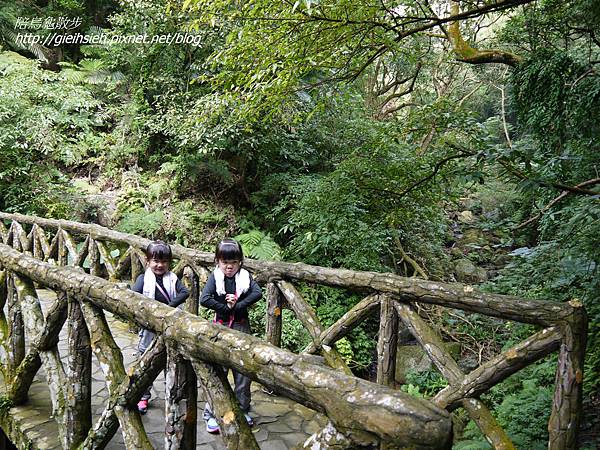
[215,238,244,263]
[146,241,172,261]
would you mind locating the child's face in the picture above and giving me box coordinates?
[218,259,241,278]
[148,257,170,276]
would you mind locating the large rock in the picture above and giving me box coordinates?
[395,345,432,384]
[460,228,485,246]
[395,343,461,384]
[453,258,488,284]
[72,178,118,227]
[457,210,475,224]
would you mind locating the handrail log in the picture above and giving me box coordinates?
[0,243,453,449]
[433,326,562,410]
[0,212,574,326]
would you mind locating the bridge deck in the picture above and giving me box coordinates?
[0,290,326,449]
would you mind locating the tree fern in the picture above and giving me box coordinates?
[0,11,47,63]
[59,58,125,85]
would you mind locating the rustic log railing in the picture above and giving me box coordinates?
[0,212,587,450]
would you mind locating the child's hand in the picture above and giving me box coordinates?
[226,293,236,309]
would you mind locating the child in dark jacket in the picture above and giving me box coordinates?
[200,238,262,433]
[131,240,189,414]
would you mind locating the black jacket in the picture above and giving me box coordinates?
[200,271,262,323]
[131,273,189,308]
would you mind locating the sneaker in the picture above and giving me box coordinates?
[261,386,275,395]
[137,399,148,414]
[206,417,220,434]
[244,413,254,427]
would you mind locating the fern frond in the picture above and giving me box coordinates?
[0,26,48,63]
[236,230,282,261]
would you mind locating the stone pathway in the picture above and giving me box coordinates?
[1,290,326,449]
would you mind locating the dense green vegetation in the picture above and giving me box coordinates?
[1,0,599,447]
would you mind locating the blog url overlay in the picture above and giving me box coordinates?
[15,32,203,47]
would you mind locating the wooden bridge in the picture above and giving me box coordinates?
[0,212,586,449]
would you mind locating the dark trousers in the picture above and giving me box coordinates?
[204,320,252,418]
[138,328,156,401]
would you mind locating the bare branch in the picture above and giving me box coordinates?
[514,178,600,229]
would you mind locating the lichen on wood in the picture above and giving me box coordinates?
[277,280,353,375]
[191,360,260,450]
[79,300,153,449]
[377,295,397,387]
[303,294,379,355]
[65,294,92,447]
[8,291,67,404]
[394,301,515,449]
[13,274,68,447]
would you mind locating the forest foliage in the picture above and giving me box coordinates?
[1,0,599,447]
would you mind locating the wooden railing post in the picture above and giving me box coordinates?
[0,268,6,323]
[88,239,101,277]
[10,222,30,253]
[192,361,260,450]
[65,293,92,448]
[165,344,187,449]
[377,295,397,387]
[548,300,587,450]
[0,220,8,243]
[7,274,25,375]
[266,282,283,347]
[183,266,199,447]
[13,274,68,447]
[96,241,117,280]
[58,228,68,266]
[38,227,52,261]
[8,292,67,405]
[131,247,144,283]
[79,300,153,449]
[0,269,8,365]
[31,224,42,260]
[165,266,198,450]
